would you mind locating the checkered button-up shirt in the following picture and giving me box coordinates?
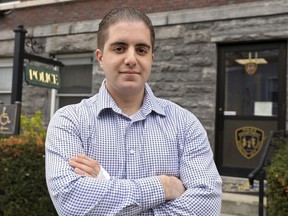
[45,81,222,215]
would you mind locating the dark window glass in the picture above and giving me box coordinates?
[225,49,279,117]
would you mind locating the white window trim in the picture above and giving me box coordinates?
[0,58,13,67]
[50,88,57,119]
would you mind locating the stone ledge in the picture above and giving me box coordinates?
[1,1,287,40]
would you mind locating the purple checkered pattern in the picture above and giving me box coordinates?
[45,80,222,215]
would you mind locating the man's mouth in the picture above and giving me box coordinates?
[120,70,139,74]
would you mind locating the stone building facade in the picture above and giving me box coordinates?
[1,0,288,176]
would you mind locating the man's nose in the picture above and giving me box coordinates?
[124,49,137,67]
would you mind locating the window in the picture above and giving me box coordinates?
[51,54,93,112]
[224,48,280,116]
[0,59,13,105]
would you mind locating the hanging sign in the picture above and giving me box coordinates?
[0,104,21,134]
[25,64,60,89]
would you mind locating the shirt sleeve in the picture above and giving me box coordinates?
[45,108,165,216]
[152,113,222,216]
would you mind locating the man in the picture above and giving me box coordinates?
[45,7,222,215]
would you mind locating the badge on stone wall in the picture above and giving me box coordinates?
[235,126,265,159]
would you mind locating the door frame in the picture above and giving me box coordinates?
[215,41,287,177]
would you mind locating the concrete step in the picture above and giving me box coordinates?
[221,214,242,216]
[221,192,266,216]
[221,214,241,216]
[221,176,267,216]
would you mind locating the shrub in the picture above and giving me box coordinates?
[265,132,288,216]
[0,111,57,216]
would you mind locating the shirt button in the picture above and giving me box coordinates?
[129,149,135,154]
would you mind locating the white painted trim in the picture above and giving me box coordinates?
[50,64,58,117]
[50,88,56,118]
[0,58,13,66]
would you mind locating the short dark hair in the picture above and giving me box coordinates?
[97,7,155,52]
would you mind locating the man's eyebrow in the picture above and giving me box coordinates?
[110,41,128,47]
[109,41,151,49]
[136,43,151,49]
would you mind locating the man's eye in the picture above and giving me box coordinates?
[113,46,125,53]
[137,47,148,55]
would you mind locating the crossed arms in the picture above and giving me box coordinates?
[45,109,222,215]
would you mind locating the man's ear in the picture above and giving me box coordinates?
[95,49,103,68]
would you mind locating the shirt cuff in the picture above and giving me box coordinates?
[135,176,165,210]
[96,166,111,180]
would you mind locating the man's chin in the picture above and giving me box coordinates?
[120,82,144,94]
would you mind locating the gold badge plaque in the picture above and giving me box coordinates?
[235,126,265,159]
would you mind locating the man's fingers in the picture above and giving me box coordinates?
[159,175,185,200]
[69,159,94,172]
[75,154,101,172]
[74,168,95,178]
[69,155,100,177]
[77,153,92,161]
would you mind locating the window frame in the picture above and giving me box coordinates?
[50,53,94,116]
[0,58,13,105]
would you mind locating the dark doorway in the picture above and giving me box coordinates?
[215,41,287,177]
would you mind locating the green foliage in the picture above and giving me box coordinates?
[265,133,288,216]
[0,111,57,216]
[20,110,47,141]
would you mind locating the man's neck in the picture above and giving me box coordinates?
[109,89,145,116]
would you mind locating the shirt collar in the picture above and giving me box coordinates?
[96,80,166,118]
[142,83,166,117]
[95,80,121,117]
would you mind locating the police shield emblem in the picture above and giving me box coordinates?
[245,62,257,75]
[235,126,265,159]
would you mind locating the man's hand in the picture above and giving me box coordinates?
[69,153,101,178]
[159,175,185,200]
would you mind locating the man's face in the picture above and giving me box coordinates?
[96,21,154,97]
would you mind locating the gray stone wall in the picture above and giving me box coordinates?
[1,1,288,148]
[151,23,217,144]
[22,82,52,127]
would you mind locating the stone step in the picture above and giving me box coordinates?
[221,192,266,216]
[221,176,267,216]
[221,214,241,216]
[221,214,240,216]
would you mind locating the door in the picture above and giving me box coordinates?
[215,41,287,177]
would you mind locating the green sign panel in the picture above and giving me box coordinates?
[0,104,21,134]
[25,64,60,89]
